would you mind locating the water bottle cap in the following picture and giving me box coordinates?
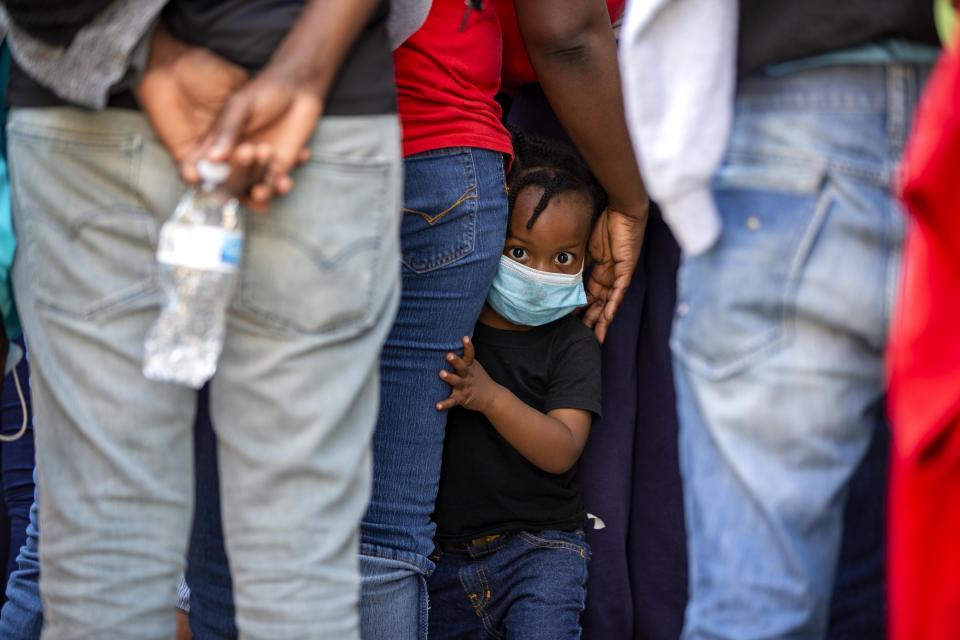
[196,160,230,185]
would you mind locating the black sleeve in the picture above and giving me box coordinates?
[543,333,602,418]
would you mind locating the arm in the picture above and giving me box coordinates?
[198,0,383,207]
[514,0,646,220]
[436,337,591,475]
[513,0,647,342]
[618,0,738,255]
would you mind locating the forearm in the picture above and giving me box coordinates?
[516,0,648,218]
[266,0,381,96]
[482,387,582,475]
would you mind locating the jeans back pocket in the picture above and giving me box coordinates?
[8,117,158,321]
[671,157,831,380]
[235,151,400,337]
[400,148,480,274]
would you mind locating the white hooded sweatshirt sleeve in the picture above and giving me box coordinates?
[618,0,738,255]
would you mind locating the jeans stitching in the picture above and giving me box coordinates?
[475,564,504,639]
[402,186,478,225]
[400,150,480,274]
[518,531,590,558]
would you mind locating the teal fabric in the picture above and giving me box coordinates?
[0,43,20,339]
[764,38,941,76]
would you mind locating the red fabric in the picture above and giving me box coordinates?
[887,36,960,640]
[393,0,512,158]
[494,0,626,94]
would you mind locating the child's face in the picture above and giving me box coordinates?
[504,187,593,275]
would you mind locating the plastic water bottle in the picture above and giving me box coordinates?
[143,160,244,388]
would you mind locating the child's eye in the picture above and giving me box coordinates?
[555,252,572,265]
[509,247,527,260]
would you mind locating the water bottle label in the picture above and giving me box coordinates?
[157,223,244,273]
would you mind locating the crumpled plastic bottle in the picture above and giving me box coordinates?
[143,160,243,388]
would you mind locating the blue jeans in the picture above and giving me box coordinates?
[359,147,508,639]
[0,468,40,639]
[672,64,928,639]
[9,109,402,639]
[427,530,590,640]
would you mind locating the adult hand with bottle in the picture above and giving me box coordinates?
[139,0,384,210]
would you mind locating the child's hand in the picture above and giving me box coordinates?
[436,337,501,413]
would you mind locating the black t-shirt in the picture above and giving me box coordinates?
[9,0,396,116]
[738,0,939,75]
[432,314,602,543]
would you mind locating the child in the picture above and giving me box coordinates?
[428,130,605,640]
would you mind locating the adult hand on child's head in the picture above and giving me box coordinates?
[583,206,648,344]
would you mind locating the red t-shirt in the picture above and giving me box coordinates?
[495,0,626,94]
[393,0,512,158]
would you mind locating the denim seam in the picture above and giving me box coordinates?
[6,126,140,152]
[360,541,435,576]
[726,151,887,187]
[471,563,504,640]
[518,531,591,559]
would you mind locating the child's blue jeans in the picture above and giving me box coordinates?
[427,529,590,640]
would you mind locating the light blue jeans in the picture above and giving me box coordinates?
[672,64,928,639]
[8,108,402,639]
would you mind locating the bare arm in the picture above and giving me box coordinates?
[514,0,649,342]
[201,0,383,206]
[514,0,647,220]
[436,337,591,475]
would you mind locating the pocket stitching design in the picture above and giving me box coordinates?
[402,185,477,225]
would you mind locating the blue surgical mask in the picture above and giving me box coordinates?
[487,255,587,326]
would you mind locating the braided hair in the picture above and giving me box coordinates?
[507,127,607,231]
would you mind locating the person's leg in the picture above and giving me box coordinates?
[209,114,402,639]
[8,107,198,639]
[626,210,687,640]
[673,64,922,639]
[0,468,42,639]
[186,387,237,640]
[1,340,35,591]
[426,549,486,640]
[495,531,590,640]
[826,408,889,638]
[359,147,508,640]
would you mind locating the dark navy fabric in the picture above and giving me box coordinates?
[0,338,34,599]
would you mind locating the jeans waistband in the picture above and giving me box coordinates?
[739,63,930,109]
